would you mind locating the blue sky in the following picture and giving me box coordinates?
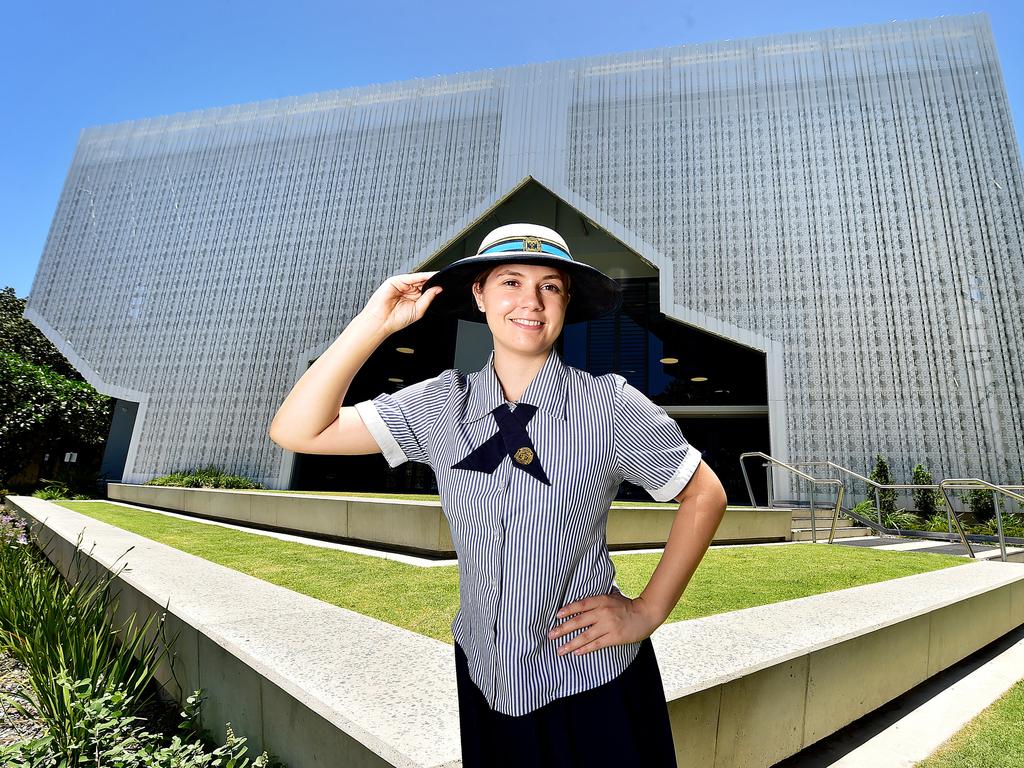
[3,0,1020,299]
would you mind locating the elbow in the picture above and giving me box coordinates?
[268,423,292,452]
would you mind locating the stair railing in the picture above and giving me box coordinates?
[939,480,1024,562]
[739,452,845,544]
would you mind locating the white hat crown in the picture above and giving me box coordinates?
[476,223,571,256]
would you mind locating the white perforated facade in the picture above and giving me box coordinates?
[25,13,1024,491]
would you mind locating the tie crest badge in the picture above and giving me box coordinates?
[452,403,550,485]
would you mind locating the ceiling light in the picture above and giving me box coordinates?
[388,377,403,383]
[660,357,679,364]
[396,347,415,354]
[690,376,708,382]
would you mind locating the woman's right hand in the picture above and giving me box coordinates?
[360,271,444,335]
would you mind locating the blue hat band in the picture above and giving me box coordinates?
[479,239,572,261]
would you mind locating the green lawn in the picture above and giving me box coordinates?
[916,678,1024,767]
[56,500,968,645]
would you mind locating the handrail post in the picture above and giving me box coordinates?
[810,483,817,543]
[828,484,844,545]
[994,491,1007,562]
[939,480,977,558]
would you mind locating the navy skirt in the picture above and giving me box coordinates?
[454,636,678,767]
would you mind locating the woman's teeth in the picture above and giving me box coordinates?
[511,319,544,328]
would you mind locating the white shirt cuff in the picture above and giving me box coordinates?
[353,400,408,468]
[649,447,702,502]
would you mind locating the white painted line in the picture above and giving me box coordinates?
[872,540,959,551]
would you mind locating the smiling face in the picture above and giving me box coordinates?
[471,262,572,356]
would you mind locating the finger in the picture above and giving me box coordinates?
[558,627,609,656]
[395,271,440,283]
[557,598,589,619]
[415,285,443,312]
[569,634,609,656]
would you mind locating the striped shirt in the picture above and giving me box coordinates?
[353,346,701,716]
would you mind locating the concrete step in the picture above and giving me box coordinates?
[791,514,857,525]
[792,526,874,541]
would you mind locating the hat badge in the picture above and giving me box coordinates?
[523,236,542,252]
[514,447,534,465]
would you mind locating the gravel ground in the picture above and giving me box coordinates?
[0,647,46,747]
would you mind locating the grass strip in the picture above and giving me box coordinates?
[915,677,1024,767]
[58,501,966,645]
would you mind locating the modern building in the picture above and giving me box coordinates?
[24,13,1024,506]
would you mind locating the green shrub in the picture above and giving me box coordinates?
[974,512,1024,539]
[882,509,921,531]
[924,512,953,532]
[850,499,879,523]
[910,463,942,517]
[31,479,92,501]
[867,454,897,514]
[145,464,263,490]
[0,513,282,767]
[960,488,996,524]
[0,675,275,767]
[0,515,173,750]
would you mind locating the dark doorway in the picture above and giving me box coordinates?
[291,177,771,505]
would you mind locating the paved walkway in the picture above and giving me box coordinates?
[827,534,1024,560]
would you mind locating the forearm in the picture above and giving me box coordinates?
[637,490,728,625]
[269,312,391,444]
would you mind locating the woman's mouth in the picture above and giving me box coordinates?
[510,318,545,331]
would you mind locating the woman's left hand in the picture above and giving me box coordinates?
[547,588,662,656]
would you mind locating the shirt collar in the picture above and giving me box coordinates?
[463,347,568,423]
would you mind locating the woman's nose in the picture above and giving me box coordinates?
[521,287,545,307]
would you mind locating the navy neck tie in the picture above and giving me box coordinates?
[452,402,551,486]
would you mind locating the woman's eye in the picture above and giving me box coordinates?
[501,280,561,293]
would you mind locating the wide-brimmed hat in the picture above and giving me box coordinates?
[423,223,622,324]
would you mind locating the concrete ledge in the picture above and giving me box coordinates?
[652,558,1024,767]
[107,483,794,556]
[6,496,460,768]
[7,496,1022,767]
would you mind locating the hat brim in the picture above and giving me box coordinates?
[422,252,622,325]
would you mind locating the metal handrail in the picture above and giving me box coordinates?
[939,479,1024,562]
[774,460,1022,561]
[739,452,845,544]
[791,461,963,526]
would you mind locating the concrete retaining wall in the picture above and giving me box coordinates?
[107,483,794,556]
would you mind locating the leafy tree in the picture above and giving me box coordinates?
[0,287,113,488]
[911,462,942,516]
[0,287,81,378]
[867,453,897,514]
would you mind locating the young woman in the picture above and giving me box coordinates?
[270,223,728,766]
